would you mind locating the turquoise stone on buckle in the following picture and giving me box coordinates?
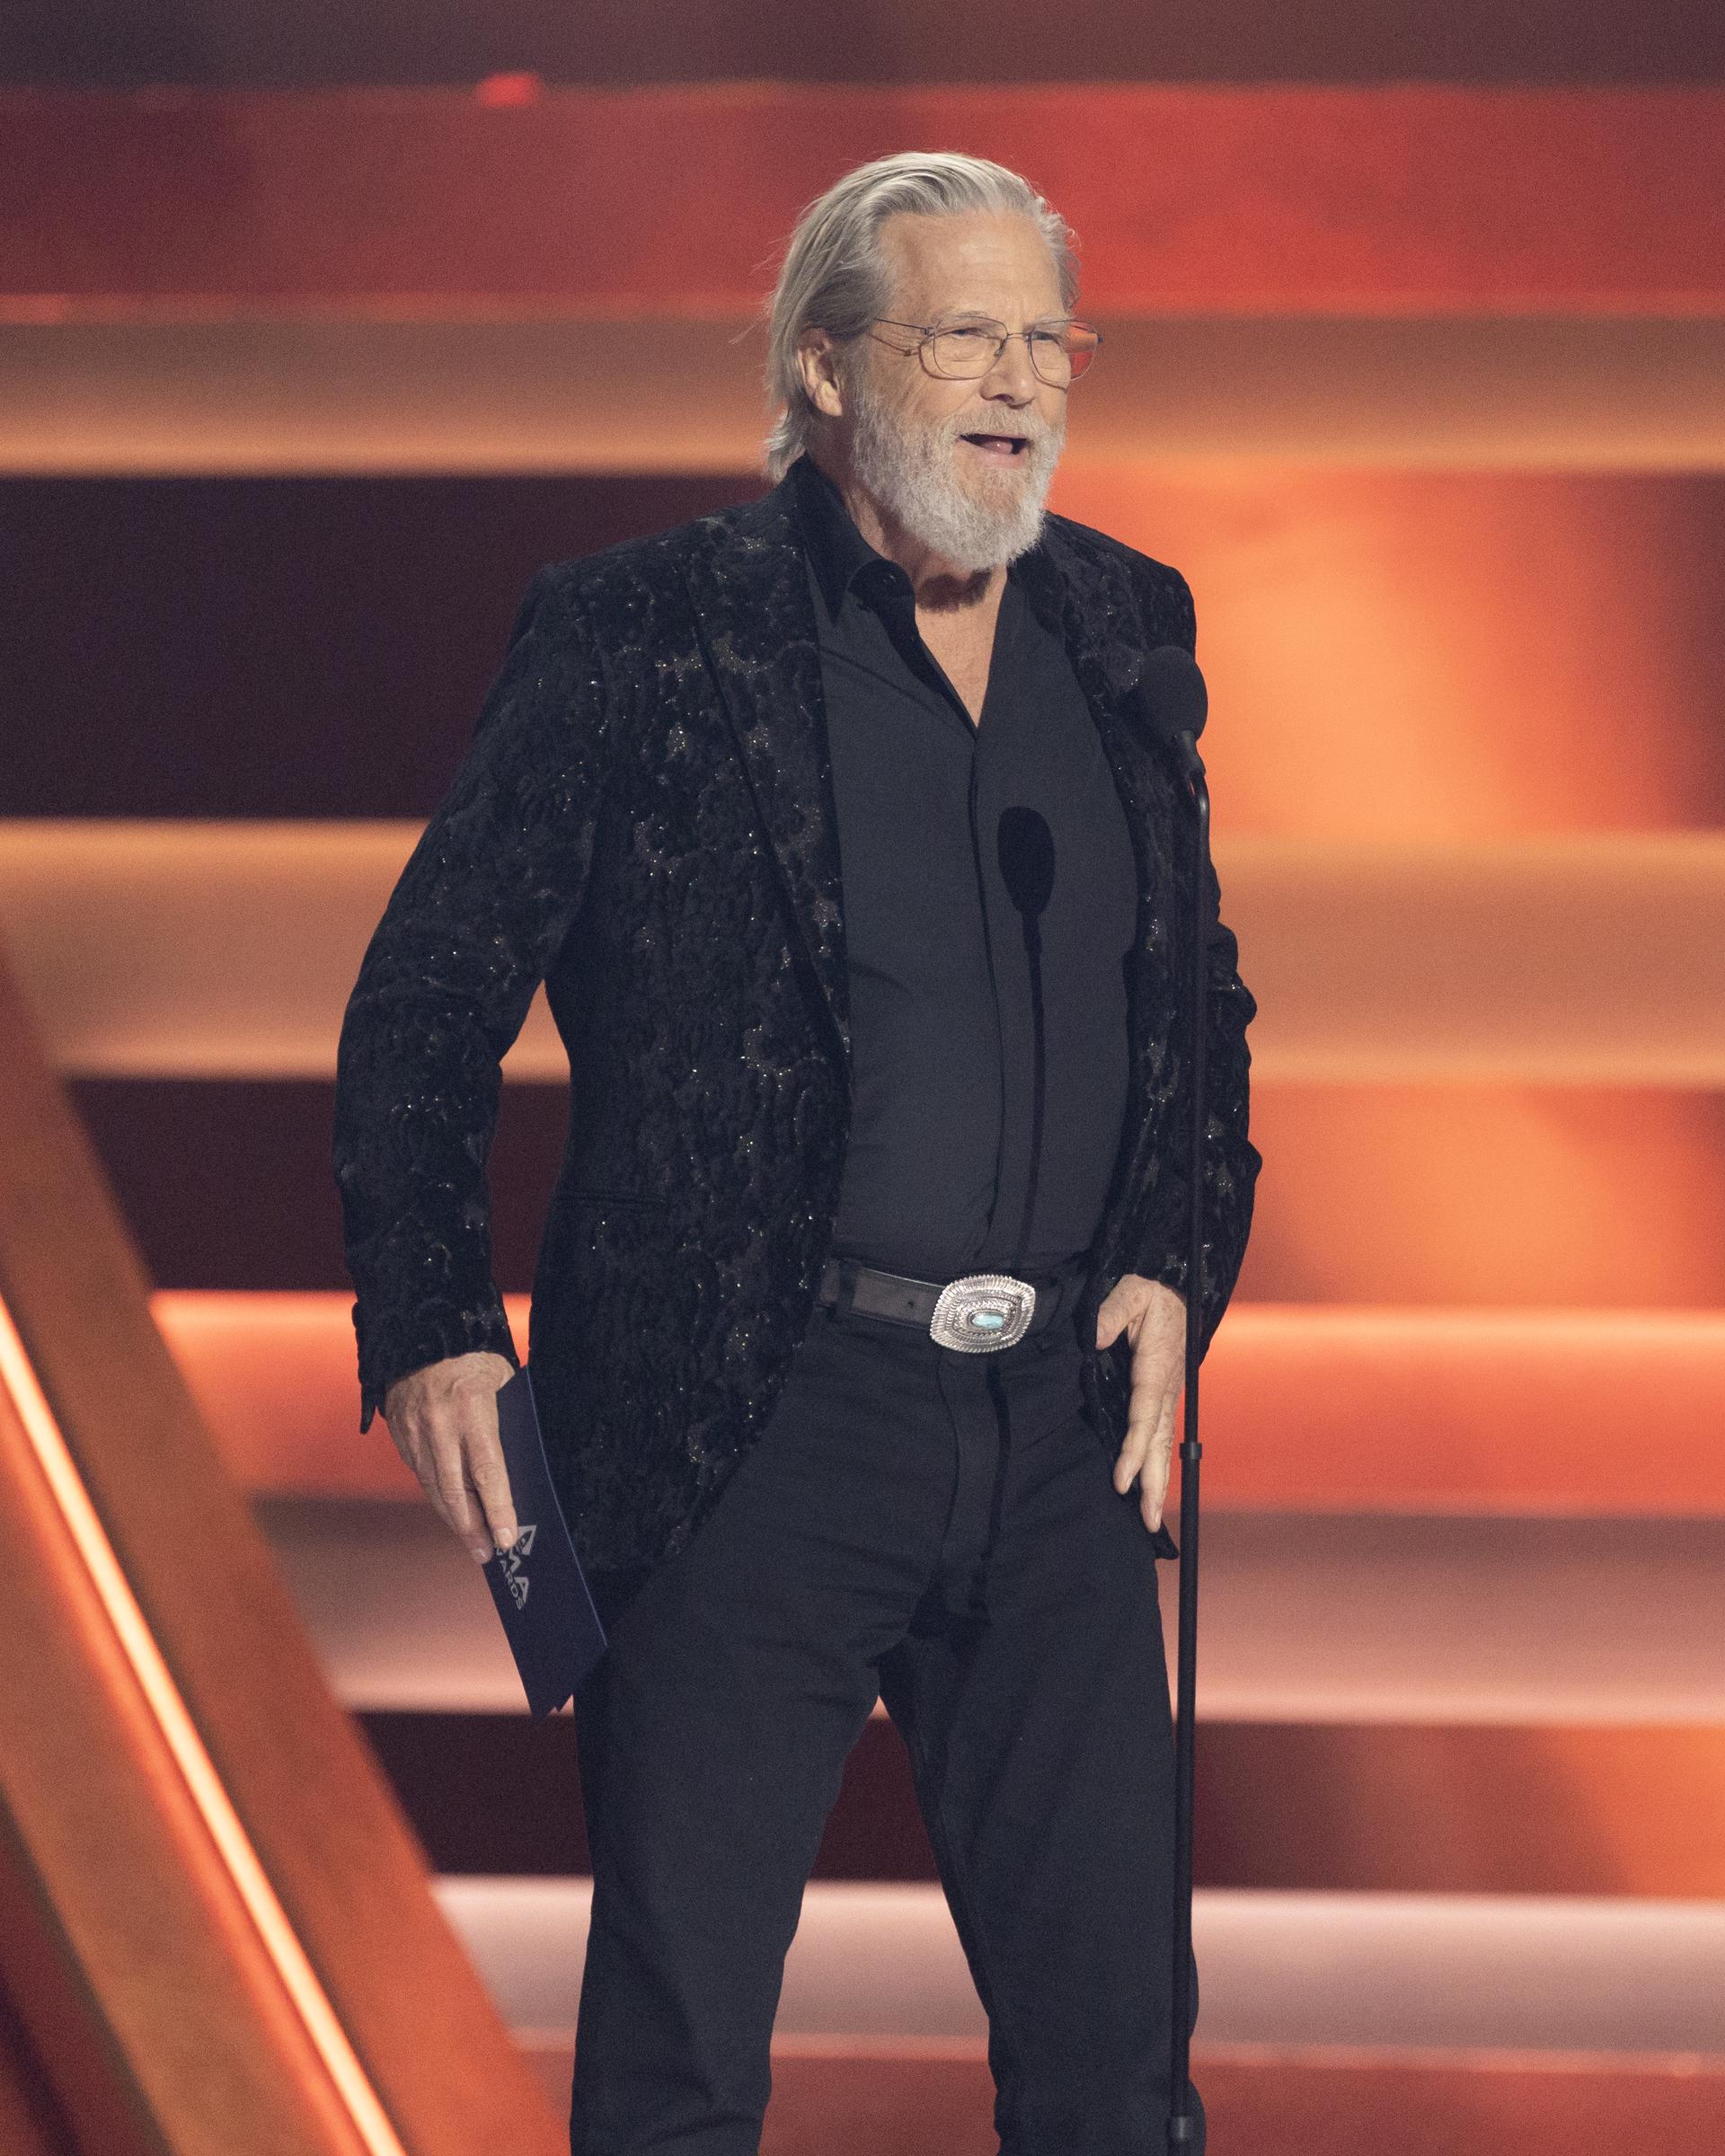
[928,1273,1038,1352]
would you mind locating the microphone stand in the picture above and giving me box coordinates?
[995,806,1054,1277]
[1008,901,1046,1276]
[1165,730,1209,2150]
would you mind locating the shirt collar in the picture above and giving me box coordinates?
[792,452,908,621]
[791,449,1053,647]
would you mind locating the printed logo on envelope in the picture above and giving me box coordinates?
[497,1522,536,1609]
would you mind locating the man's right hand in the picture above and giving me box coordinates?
[381,1352,520,1562]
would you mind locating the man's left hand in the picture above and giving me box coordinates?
[1095,1274,1186,1533]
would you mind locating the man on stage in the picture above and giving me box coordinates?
[333,150,1261,2155]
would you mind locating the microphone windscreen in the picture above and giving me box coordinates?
[1135,644,1208,746]
[996,805,1056,920]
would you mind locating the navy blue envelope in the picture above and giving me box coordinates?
[480,1365,607,1717]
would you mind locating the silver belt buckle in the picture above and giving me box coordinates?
[929,1272,1037,1352]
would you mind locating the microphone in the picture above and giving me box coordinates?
[1132,643,1208,785]
[996,804,1056,945]
[995,807,1055,1277]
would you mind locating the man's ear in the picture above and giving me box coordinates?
[795,328,846,421]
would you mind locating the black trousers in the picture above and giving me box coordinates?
[569,1282,1203,2156]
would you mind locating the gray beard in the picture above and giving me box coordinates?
[847,393,1063,573]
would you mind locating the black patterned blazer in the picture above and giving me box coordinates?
[332,456,1261,1581]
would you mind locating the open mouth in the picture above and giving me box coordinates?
[959,432,1030,461]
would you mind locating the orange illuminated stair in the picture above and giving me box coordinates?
[6,85,1719,314]
[4,824,1724,1084]
[149,1290,1725,1518]
[4,84,1723,478]
[431,1876,1725,2150]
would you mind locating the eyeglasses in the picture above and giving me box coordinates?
[866,316,1102,387]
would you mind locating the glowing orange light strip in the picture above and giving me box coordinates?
[0,1286,409,2156]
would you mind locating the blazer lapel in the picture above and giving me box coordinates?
[1018,523,1183,1274]
[679,475,853,1076]
[1017,517,1159,820]
[1020,516,1174,984]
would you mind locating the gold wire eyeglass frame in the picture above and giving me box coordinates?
[865,316,1103,384]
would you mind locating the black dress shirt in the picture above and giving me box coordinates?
[792,453,1138,1283]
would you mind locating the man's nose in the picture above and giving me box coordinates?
[979,335,1038,401]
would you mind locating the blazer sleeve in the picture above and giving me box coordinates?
[331,563,605,1433]
[1122,561,1263,1362]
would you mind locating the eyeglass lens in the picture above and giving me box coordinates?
[925,323,1100,384]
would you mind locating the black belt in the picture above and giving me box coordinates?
[818,1256,1086,1352]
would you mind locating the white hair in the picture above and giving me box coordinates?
[760,151,1080,482]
